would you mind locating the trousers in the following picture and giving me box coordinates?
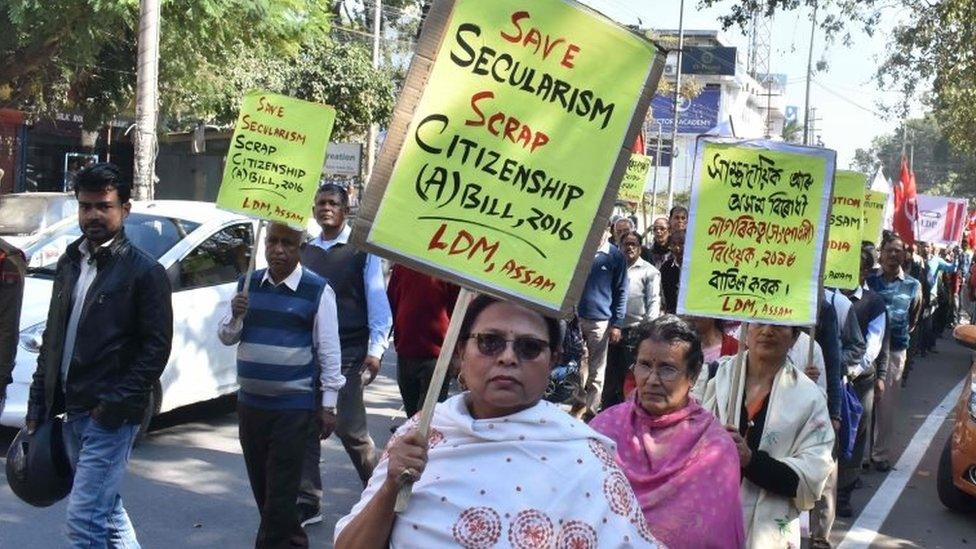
[396,357,449,418]
[574,318,610,416]
[872,349,907,463]
[239,404,313,549]
[62,413,141,549]
[299,354,377,508]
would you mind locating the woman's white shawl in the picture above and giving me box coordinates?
[702,354,834,549]
[335,394,662,548]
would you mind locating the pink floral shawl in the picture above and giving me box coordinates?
[591,398,745,549]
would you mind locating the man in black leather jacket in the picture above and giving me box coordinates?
[26,163,172,547]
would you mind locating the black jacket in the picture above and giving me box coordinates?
[27,230,173,427]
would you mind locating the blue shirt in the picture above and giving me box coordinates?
[866,270,922,351]
[578,242,629,326]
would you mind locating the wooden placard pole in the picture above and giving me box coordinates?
[726,322,748,429]
[242,220,265,299]
[395,287,475,512]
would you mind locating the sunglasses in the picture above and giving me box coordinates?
[467,333,550,361]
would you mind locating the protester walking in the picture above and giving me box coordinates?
[603,230,660,408]
[25,163,173,548]
[0,237,25,410]
[703,323,835,548]
[570,238,628,420]
[219,222,344,549]
[592,316,745,548]
[866,234,922,471]
[669,205,688,233]
[386,264,459,418]
[659,230,685,314]
[298,184,392,524]
[335,295,661,548]
[642,216,670,269]
[837,246,890,518]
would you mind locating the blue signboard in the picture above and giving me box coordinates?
[785,105,799,123]
[681,47,737,76]
[651,85,721,135]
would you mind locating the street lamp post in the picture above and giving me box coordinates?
[665,0,685,211]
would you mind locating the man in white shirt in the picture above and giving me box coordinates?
[298,184,392,525]
[219,222,344,548]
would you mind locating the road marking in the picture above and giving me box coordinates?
[837,377,966,549]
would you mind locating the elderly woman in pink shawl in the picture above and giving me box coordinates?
[591,315,745,548]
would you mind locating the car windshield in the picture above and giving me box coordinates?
[0,195,63,235]
[24,213,201,273]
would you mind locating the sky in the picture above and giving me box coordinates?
[578,0,915,170]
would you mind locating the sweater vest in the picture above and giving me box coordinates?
[300,241,369,355]
[236,268,325,410]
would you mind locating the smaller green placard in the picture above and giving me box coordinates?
[617,154,652,202]
[216,91,336,228]
[862,189,888,245]
[823,171,866,290]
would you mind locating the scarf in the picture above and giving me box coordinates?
[335,394,662,548]
[591,398,745,548]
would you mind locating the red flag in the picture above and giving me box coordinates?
[632,133,645,154]
[892,156,918,246]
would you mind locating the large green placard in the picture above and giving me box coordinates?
[862,189,888,245]
[679,139,835,325]
[216,91,336,228]
[355,0,661,314]
[823,171,866,290]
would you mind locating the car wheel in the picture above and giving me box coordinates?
[134,383,161,447]
[937,438,976,512]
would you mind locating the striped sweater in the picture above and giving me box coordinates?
[236,268,326,410]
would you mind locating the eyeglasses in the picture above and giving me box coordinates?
[466,333,550,361]
[652,226,668,232]
[631,361,682,382]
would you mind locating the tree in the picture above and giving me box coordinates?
[781,119,802,143]
[703,0,976,155]
[0,0,331,129]
[851,115,976,202]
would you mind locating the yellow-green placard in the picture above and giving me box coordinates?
[216,91,336,229]
[352,0,662,315]
[863,189,888,245]
[679,139,836,325]
[823,171,866,290]
[618,154,652,202]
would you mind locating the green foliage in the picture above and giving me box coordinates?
[850,115,976,203]
[0,0,331,129]
[702,0,976,155]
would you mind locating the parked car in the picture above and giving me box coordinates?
[0,192,78,248]
[1,201,264,436]
[938,325,976,512]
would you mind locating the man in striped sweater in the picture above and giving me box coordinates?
[219,222,344,549]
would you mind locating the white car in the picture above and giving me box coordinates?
[0,192,78,248]
[1,201,265,431]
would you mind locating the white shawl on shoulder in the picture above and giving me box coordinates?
[335,394,662,548]
[702,354,834,549]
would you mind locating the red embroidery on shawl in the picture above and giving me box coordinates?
[508,509,554,548]
[603,470,634,517]
[555,520,597,549]
[452,507,502,548]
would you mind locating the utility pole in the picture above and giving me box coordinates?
[364,0,382,187]
[651,121,663,216]
[803,1,817,146]
[666,0,686,211]
[133,0,161,200]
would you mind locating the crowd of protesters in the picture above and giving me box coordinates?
[4,164,975,548]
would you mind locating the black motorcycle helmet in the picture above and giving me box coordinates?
[5,419,74,507]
